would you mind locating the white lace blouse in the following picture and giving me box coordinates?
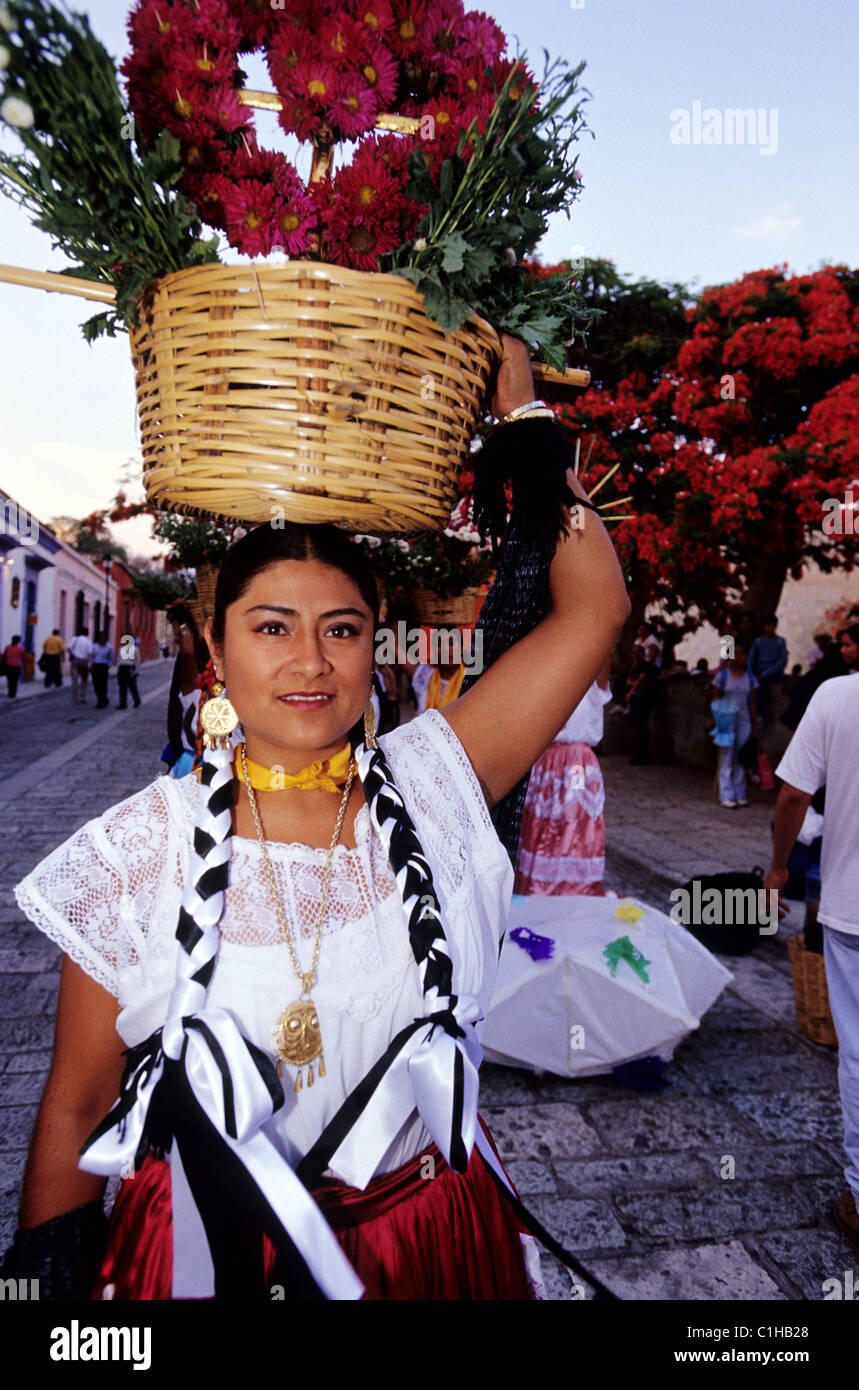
[15,710,513,1179]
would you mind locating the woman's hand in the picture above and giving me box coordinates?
[490,333,537,420]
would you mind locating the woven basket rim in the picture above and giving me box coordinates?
[132,260,502,355]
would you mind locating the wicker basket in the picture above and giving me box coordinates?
[194,563,219,626]
[408,585,486,627]
[130,262,500,532]
[787,932,838,1048]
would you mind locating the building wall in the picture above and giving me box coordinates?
[672,566,858,672]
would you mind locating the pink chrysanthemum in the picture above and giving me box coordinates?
[330,71,380,140]
[326,205,406,270]
[355,37,399,107]
[267,25,317,94]
[216,177,282,256]
[171,44,239,91]
[420,0,466,69]
[225,0,276,53]
[459,9,506,64]
[353,0,396,38]
[492,57,538,111]
[333,141,406,214]
[445,54,495,103]
[388,0,429,59]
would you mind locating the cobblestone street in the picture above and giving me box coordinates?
[0,679,854,1301]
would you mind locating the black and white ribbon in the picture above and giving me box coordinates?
[297,739,486,1189]
[79,745,362,1301]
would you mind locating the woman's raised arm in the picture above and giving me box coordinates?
[443,338,630,806]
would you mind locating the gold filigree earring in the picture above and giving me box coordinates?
[200,679,239,750]
[364,691,378,749]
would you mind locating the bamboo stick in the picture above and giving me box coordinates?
[0,262,116,302]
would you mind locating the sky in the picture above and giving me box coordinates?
[0,0,856,562]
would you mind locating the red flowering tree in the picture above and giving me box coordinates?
[539,260,859,643]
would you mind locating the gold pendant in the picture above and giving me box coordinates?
[273,998,323,1072]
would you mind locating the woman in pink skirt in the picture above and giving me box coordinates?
[515,659,612,896]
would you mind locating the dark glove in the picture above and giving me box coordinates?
[0,1200,108,1301]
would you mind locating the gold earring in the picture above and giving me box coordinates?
[363,696,378,749]
[200,680,239,750]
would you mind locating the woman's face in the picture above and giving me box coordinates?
[208,559,375,767]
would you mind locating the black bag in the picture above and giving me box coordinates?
[670,867,770,955]
[37,653,48,672]
[737,733,758,770]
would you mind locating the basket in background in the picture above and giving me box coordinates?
[408,585,486,628]
[787,932,838,1048]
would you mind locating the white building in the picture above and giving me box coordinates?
[0,490,118,670]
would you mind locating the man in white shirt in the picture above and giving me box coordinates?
[66,628,93,706]
[764,624,859,1248]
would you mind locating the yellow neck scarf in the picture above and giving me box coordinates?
[235,742,352,793]
[426,664,465,710]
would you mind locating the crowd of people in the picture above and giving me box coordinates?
[0,627,144,707]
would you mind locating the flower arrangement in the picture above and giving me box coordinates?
[353,524,494,599]
[152,512,234,568]
[0,0,594,362]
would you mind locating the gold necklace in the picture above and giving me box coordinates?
[240,740,356,1092]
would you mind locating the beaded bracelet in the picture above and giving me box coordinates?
[500,399,551,423]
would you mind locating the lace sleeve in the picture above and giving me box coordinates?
[379,709,507,902]
[13,778,176,999]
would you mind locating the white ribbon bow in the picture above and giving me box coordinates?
[80,1007,363,1300]
[324,992,484,1191]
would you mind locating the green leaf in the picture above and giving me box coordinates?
[439,233,470,274]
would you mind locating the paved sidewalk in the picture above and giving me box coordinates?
[0,703,854,1301]
[480,753,853,1300]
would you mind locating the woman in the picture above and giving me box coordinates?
[710,641,759,808]
[2,633,24,698]
[4,337,629,1300]
[515,659,612,896]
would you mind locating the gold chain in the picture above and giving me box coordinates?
[240,741,356,994]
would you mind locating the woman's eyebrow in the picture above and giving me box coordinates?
[243,604,368,619]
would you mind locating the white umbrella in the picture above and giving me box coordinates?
[481,895,733,1077]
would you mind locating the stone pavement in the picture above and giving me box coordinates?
[481,753,855,1300]
[0,694,854,1301]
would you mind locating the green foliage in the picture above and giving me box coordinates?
[152,513,231,569]
[0,0,218,341]
[385,55,596,366]
[130,569,190,611]
[353,533,494,598]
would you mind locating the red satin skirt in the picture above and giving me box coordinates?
[91,1128,533,1301]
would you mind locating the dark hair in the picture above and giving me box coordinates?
[11,634,20,644]
[212,523,379,648]
[843,623,859,647]
[762,612,778,626]
[211,523,380,751]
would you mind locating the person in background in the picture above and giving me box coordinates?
[67,627,93,705]
[89,632,114,710]
[632,621,662,670]
[806,631,832,668]
[515,658,613,896]
[624,650,656,765]
[748,612,788,721]
[736,611,758,652]
[41,629,65,689]
[2,634,25,698]
[783,625,848,731]
[691,656,711,679]
[116,633,142,710]
[410,660,465,714]
[710,641,759,808]
[764,630,859,1248]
